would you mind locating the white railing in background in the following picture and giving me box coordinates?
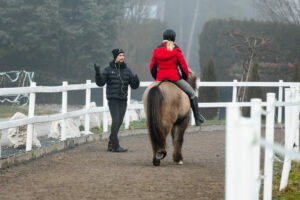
[226,88,300,200]
[1,79,300,152]
[1,79,300,197]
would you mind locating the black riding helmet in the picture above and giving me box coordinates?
[163,29,176,42]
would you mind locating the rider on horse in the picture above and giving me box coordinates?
[149,29,205,126]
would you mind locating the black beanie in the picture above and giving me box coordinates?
[112,48,124,60]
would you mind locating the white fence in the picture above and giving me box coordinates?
[226,87,300,200]
[1,79,300,151]
[1,79,300,196]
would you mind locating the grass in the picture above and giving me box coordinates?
[0,105,55,118]
[271,161,300,199]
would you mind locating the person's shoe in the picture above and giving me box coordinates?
[190,97,206,126]
[112,146,128,152]
[107,141,113,151]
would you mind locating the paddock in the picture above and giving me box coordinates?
[0,128,286,200]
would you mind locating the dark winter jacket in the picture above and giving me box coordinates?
[95,61,140,101]
[149,42,189,81]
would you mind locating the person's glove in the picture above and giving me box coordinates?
[94,64,100,74]
[134,74,139,82]
[131,74,140,88]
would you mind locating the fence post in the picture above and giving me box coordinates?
[263,93,276,200]
[226,104,240,200]
[85,80,91,135]
[0,130,2,159]
[125,87,131,130]
[277,80,283,124]
[280,88,292,190]
[239,118,259,200]
[61,81,68,141]
[250,98,262,199]
[294,89,300,152]
[103,86,108,132]
[232,79,237,102]
[226,104,258,200]
[26,82,36,152]
[289,87,298,153]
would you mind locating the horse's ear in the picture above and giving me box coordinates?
[187,68,197,91]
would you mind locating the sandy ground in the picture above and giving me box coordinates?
[0,128,286,200]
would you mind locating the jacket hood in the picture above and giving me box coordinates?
[155,43,178,60]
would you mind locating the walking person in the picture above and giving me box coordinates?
[149,29,205,126]
[94,48,140,152]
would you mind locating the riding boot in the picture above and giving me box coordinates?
[190,97,206,126]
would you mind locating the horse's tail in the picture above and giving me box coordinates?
[147,84,165,150]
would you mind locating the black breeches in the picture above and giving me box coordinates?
[108,99,127,148]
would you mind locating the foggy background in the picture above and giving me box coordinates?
[2,0,299,105]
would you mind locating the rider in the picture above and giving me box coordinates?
[149,29,205,126]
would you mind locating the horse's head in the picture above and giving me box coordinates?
[187,69,197,91]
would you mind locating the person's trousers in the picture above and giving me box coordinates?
[175,79,196,99]
[108,99,127,148]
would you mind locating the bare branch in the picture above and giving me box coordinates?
[253,0,300,25]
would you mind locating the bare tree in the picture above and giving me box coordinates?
[228,31,272,102]
[254,0,300,25]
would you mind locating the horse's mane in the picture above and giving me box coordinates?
[187,69,197,91]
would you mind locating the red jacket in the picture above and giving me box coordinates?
[149,43,189,81]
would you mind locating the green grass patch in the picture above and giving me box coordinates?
[0,105,55,118]
[201,119,225,126]
[272,161,300,199]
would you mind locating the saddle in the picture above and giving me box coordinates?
[158,79,177,86]
[158,79,185,94]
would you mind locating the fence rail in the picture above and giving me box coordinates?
[226,87,300,200]
[1,79,300,198]
[1,79,300,150]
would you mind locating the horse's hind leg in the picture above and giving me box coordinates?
[151,125,171,166]
[152,145,167,166]
[171,117,189,164]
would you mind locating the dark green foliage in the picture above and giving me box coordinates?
[243,63,264,117]
[0,0,125,85]
[199,19,300,81]
[198,57,219,119]
[292,59,300,82]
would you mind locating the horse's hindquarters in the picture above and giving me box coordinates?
[143,81,191,166]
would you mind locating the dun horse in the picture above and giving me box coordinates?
[142,69,197,166]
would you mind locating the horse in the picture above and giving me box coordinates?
[142,69,197,166]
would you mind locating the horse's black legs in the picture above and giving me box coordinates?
[152,149,167,166]
[150,125,171,166]
[151,141,167,166]
[153,157,161,166]
[171,117,189,164]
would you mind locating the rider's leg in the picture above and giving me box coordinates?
[175,79,205,126]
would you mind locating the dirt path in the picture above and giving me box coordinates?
[0,130,226,200]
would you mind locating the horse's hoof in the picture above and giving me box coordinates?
[178,161,183,165]
[155,151,167,160]
[153,158,161,166]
